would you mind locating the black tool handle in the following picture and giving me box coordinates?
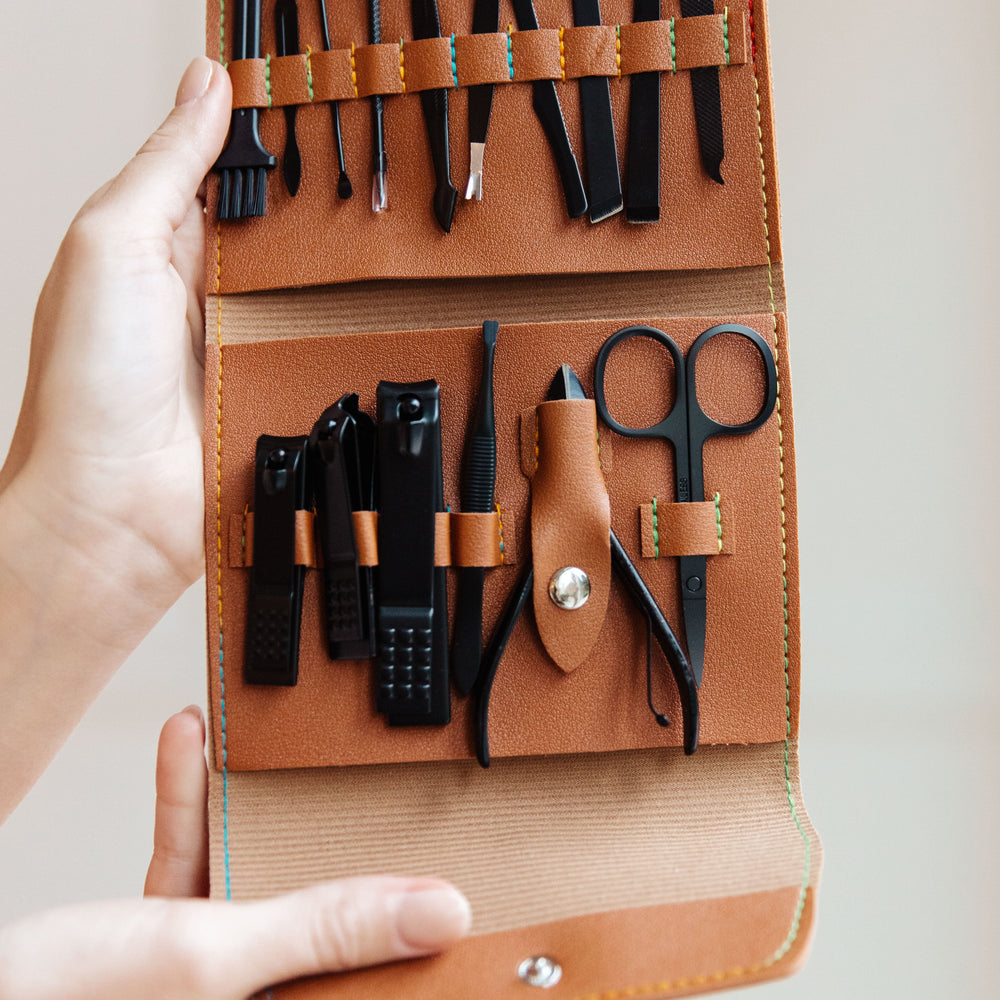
[467,0,500,145]
[418,89,459,231]
[531,82,589,219]
[610,530,699,754]
[625,0,660,222]
[233,0,264,60]
[680,0,725,183]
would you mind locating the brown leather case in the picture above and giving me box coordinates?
[203,1,821,996]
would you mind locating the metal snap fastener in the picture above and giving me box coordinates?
[518,955,563,988]
[548,567,591,610]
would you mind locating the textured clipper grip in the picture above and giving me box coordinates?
[245,583,304,686]
[376,606,448,723]
[324,564,362,643]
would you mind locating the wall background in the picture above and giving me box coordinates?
[1,1,997,996]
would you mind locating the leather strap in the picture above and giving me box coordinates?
[638,499,736,558]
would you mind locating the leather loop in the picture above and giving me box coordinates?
[522,407,612,477]
[403,36,456,92]
[228,58,269,108]
[674,14,726,71]
[618,20,674,75]
[638,500,736,558]
[269,54,310,106]
[231,510,508,568]
[510,28,562,81]
[310,48,356,102]
[454,32,510,85]
[562,25,618,79]
[531,399,611,673]
[355,42,405,98]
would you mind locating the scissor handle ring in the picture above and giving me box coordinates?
[685,323,779,438]
[594,325,686,438]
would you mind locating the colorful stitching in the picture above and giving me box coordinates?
[450,34,458,88]
[651,497,660,559]
[670,18,676,74]
[723,7,731,66]
[507,24,514,79]
[496,503,505,565]
[399,40,406,94]
[615,24,622,78]
[713,492,723,554]
[218,0,226,66]
[559,26,566,82]
[350,42,358,98]
[305,45,315,100]
[264,52,273,108]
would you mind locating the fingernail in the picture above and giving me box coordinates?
[182,704,206,738]
[394,887,471,950]
[176,57,215,106]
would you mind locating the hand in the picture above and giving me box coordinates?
[0,710,472,999]
[0,58,234,818]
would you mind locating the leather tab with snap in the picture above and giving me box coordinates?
[530,398,611,672]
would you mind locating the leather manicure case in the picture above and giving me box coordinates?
[202,1,821,996]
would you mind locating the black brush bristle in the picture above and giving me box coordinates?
[231,169,244,221]
[218,171,232,220]
[252,167,267,217]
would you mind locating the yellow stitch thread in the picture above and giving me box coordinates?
[559,25,566,81]
[534,422,539,472]
[399,39,406,93]
[616,24,621,78]
[350,41,358,98]
[305,45,314,100]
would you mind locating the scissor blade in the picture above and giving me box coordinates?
[681,592,707,688]
[546,364,587,401]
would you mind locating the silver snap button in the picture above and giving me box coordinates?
[548,567,591,610]
[518,955,563,988]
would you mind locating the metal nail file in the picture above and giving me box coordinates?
[366,0,388,210]
[275,0,303,196]
[570,0,623,222]
[318,0,353,199]
[465,0,501,200]
[244,435,309,686]
[309,394,372,661]
[625,0,661,222]
[411,0,458,232]
[452,322,499,695]
[679,0,725,184]
[509,0,588,219]
[375,381,450,725]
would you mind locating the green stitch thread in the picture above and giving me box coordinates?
[306,47,314,100]
[265,53,273,108]
[723,7,731,66]
[670,18,676,74]
[713,492,723,553]
[651,497,660,559]
[219,0,226,66]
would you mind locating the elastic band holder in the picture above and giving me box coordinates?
[231,510,513,569]
[228,13,748,108]
[638,499,736,558]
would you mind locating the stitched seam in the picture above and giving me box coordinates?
[241,504,248,561]
[670,17,676,74]
[350,42,358,98]
[399,40,406,94]
[567,5,812,997]
[264,52,273,108]
[218,0,226,65]
[714,492,723,554]
[651,497,659,559]
[533,421,539,472]
[596,426,602,469]
[507,24,514,79]
[451,34,458,88]
[305,45,314,100]
[615,24,621,78]
[723,7,731,66]
[559,26,566,82]
[496,503,505,565]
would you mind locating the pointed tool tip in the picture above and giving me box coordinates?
[482,321,498,347]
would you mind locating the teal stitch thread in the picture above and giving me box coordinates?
[714,492,723,553]
[723,8,730,66]
[451,34,458,88]
[670,18,676,74]
[507,28,514,79]
[219,638,232,900]
[265,53,273,108]
[651,497,660,559]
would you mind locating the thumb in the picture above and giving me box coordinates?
[95,56,232,236]
[0,878,471,1000]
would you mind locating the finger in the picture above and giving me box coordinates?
[224,878,472,995]
[0,880,471,1000]
[144,706,209,899]
[92,57,232,237]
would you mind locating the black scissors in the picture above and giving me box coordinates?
[594,324,779,687]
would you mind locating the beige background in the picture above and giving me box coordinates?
[1,0,998,996]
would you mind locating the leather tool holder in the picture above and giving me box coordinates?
[203,1,821,996]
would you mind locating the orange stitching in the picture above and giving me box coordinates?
[349,42,358,98]
[558,26,566,82]
[399,40,406,94]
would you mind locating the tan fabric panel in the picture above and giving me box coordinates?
[208,741,820,936]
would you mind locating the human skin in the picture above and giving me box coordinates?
[0,57,470,997]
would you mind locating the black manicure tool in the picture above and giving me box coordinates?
[510,0,588,219]
[317,0,354,199]
[452,322,499,695]
[474,365,699,767]
[594,324,778,687]
[571,0,623,222]
[411,0,458,231]
[309,394,375,660]
[244,435,309,686]
[680,0,725,184]
[375,381,450,725]
[367,0,388,210]
[214,0,276,219]
[464,0,501,200]
[275,0,303,196]
[625,0,660,222]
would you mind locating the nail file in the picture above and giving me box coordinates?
[680,0,725,184]
[275,0,303,196]
[625,0,661,222]
[465,0,501,200]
